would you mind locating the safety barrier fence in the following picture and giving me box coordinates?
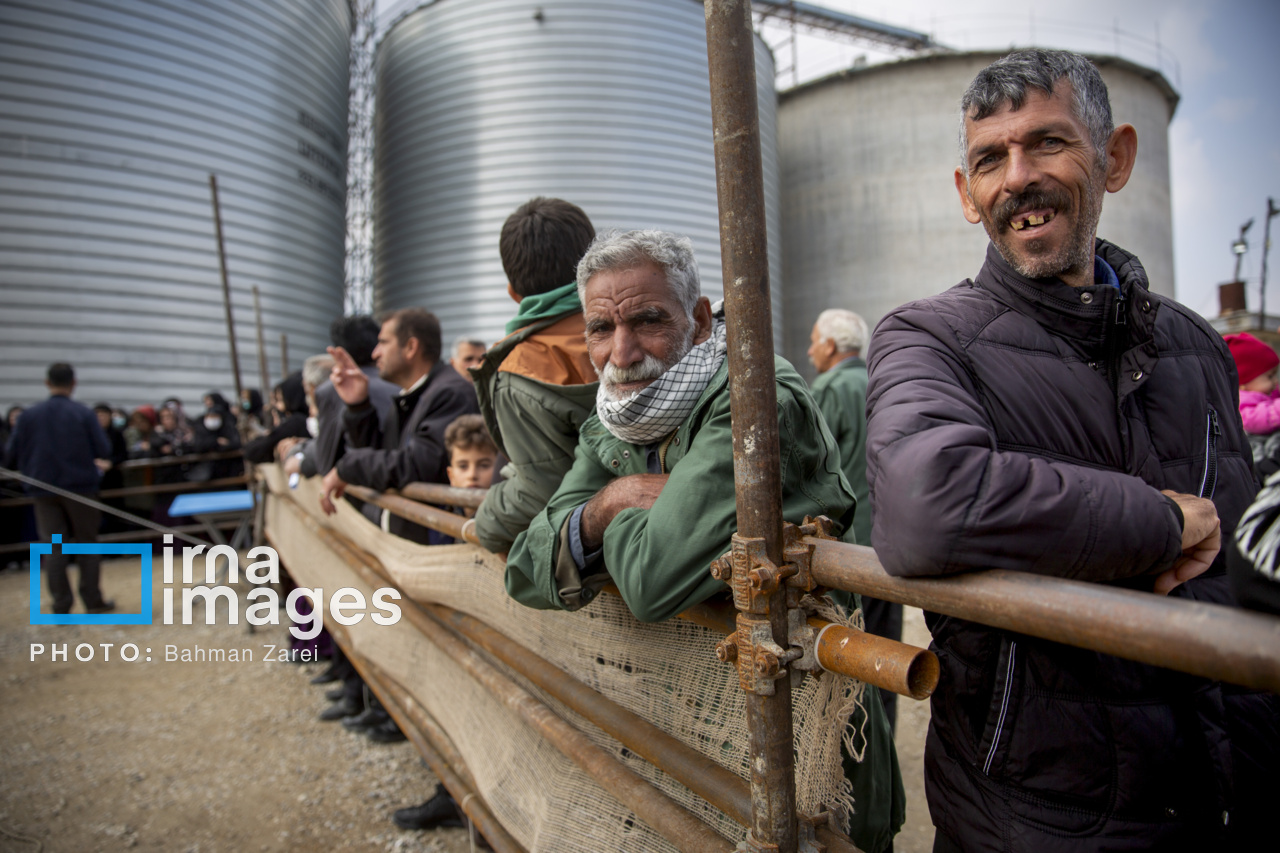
[267,479,863,853]
[274,462,1280,853]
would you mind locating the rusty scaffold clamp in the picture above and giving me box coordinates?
[734,810,833,853]
[710,517,840,695]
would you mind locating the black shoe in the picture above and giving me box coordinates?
[392,786,463,830]
[85,600,116,614]
[310,668,341,684]
[342,707,390,731]
[324,686,346,702]
[365,718,406,743]
[319,696,362,721]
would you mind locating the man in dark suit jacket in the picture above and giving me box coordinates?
[308,315,398,477]
[320,308,478,543]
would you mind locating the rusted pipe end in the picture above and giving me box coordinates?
[905,647,940,700]
[811,619,939,700]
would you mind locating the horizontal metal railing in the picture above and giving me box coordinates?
[0,473,251,509]
[117,449,245,470]
[354,477,1280,693]
[806,539,1280,693]
[340,481,937,700]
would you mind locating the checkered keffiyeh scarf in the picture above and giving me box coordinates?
[596,302,728,445]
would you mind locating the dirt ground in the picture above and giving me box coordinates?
[0,558,933,853]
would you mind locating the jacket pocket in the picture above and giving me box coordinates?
[982,639,1017,775]
[999,690,1119,835]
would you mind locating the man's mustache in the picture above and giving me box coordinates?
[993,189,1071,232]
[599,355,668,387]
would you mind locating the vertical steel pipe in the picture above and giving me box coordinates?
[209,174,244,405]
[253,284,270,400]
[705,3,796,850]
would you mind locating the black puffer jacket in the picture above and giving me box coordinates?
[867,240,1276,851]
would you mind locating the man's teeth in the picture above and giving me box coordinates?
[1010,213,1053,231]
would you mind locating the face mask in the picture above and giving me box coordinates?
[203,416,222,431]
[112,415,126,429]
[306,416,319,438]
[241,399,252,411]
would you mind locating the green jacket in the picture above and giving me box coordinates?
[506,355,855,620]
[472,312,599,553]
[506,354,904,852]
[810,356,870,546]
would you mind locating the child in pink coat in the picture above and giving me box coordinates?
[1227,332,1280,434]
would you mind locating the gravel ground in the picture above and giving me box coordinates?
[0,558,473,853]
[0,557,933,853]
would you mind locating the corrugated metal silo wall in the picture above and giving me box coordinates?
[0,0,350,410]
[778,52,1177,376]
[374,0,782,351]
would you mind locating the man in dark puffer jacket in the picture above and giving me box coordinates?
[866,49,1278,852]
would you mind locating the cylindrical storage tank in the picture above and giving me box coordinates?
[374,0,782,349]
[0,0,350,409]
[778,51,1177,373]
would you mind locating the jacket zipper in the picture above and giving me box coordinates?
[1103,291,1127,393]
[983,640,1017,775]
[1200,408,1220,500]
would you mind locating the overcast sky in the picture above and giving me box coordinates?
[757,0,1280,319]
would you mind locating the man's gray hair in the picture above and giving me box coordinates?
[576,230,700,320]
[452,336,486,357]
[958,48,1114,173]
[814,309,868,354]
[302,354,335,391]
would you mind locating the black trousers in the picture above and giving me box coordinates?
[862,595,904,731]
[33,495,105,613]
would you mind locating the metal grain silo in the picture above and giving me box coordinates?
[778,51,1178,372]
[0,0,350,408]
[374,0,782,349]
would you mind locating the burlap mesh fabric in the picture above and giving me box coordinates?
[262,468,866,851]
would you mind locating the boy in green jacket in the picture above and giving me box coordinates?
[467,197,600,554]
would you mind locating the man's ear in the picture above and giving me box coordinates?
[403,335,422,362]
[955,168,982,224]
[1104,124,1138,193]
[507,283,522,304]
[691,297,714,345]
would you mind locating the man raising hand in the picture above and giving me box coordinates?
[320,308,478,543]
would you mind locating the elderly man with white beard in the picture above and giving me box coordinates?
[504,229,905,853]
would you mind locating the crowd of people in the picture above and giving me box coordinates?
[5,48,1280,852]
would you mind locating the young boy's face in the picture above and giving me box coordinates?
[1243,367,1278,395]
[447,445,497,490]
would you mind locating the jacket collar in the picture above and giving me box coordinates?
[975,239,1153,340]
[396,361,440,412]
[473,309,581,386]
[975,238,1160,396]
